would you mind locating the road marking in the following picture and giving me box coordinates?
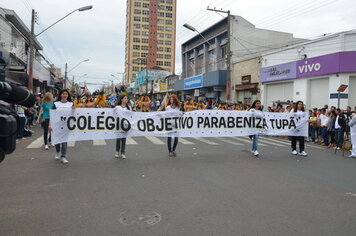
[26,136,43,149]
[215,137,243,146]
[126,138,138,145]
[68,141,75,147]
[259,138,285,147]
[229,137,267,146]
[93,139,106,146]
[262,137,290,145]
[264,137,325,150]
[146,136,165,144]
[192,137,219,145]
[345,192,356,197]
[179,138,195,144]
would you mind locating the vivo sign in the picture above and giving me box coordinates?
[260,51,356,83]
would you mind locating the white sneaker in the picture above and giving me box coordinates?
[337,147,341,150]
[55,152,61,160]
[114,152,121,158]
[291,150,298,155]
[45,145,49,150]
[61,157,69,164]
[253,150,259,156]
[121,154,126,159]
[298,151,308,156]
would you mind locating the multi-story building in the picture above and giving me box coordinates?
[124,0,176,84]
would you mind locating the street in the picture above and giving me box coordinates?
[1,126,356,236]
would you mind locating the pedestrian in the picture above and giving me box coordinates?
[308,110,318,142]
[14,104,27,139]
[334,108,346,150]
[348,114,356,158]
[291,101,307,156]
[50,89,73,164]
[114,95,131,159]
[37,92,53,150]
[250,100,263,156]
[166,94,181,157]
[327,110,336,148]
[320,109,330,147]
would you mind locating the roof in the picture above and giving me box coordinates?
[3,8,43,50]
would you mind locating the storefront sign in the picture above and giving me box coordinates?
[213,87,224,92]
[184,74,203,89]
[194,89,200,97]
[51,109,308,144]
[241,75,251,84]
[260,61,296,83]
[261,51,356,83]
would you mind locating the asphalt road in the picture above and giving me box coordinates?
[1,125,356,236]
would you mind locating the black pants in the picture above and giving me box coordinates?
[43,119,51,145]
[116,138,126,154]
[335,128,344,148]
[167,137,178,152]
[291,136,305,152]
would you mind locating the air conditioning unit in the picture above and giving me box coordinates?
[0,42,5,48]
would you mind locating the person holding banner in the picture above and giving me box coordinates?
[166,94,181,157]
[250,100,263,156]
[291,101,308,156]
[114,95,131,159]
[50,89,73,164]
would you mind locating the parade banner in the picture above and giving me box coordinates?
[50,109,308,145]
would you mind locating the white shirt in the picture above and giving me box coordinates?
[335,115,341,129]
[319,114,326,125]
[321,116,330,127]
[166,105,180,112]
[250,108,263,118]
[115,105,131,111]
[53,101,73,109]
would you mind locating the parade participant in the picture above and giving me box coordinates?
[348,113,356,158]
[334,108,346,150]
[195,97,206,110]
[50,89,73,164]
[73,95,84,108]
[37,92,53,150]
[184,96,195,112]
[14,104,27,139]
[290,101,307,156]
[114,95,131,159]
[165,94,181,157]
[84,95,95,108]
[250,100,263,156]
[95,91,107,107]
[139,95,151,112]
[218,102,228,110]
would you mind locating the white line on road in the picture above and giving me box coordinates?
[192,137,219,145]
[215,137,243,146]
[179,138,195,144]
[126,138,138,145]
[345,192,356,197]
[68,141,75,147]
[26,136,43,149]
[258,138,286,147]
[146,136,165,144]
[229,137,267,146]
[93,139,107,146]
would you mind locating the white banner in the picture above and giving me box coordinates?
[50,109,308,145]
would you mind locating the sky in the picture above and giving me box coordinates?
[0,0,355,92]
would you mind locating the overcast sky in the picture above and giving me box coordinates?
[1,0,355,91]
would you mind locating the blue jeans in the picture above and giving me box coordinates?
[17,116,26,138]
[55,142,68,157]
[321,127,329,146]
[252,135,259,151]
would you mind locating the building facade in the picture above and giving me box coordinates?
[260,31,356,109]
[177,15,301,103]
[124,0,176,84]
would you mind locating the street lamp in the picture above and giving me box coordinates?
[183,23,212,47]
[28,5,93,91]
[64,59,90,88]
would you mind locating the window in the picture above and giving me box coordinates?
[164,54,171,59]
[141,52,148,58]
[142,24,149,29]
[133,66,139,72]
[166,13,172,18]
[166,20,172,25]
[133,52,140,57]
[143,3,149,8]
[166,6,172,11]
[157,40,164,45]
[165,26,172,32]
[158,12,165,17]
[158,26,164,31]
[158,19,165,24]
[133,23,141,29]
[157,54,164,59]
[142,10,150,15]
[133,45,140,50]
[134,16,141,22]
[165,47,171,52]
[165,34,172,39]
[165,40,172,45]
[156,61,163,66]
[221,45,227,58]
[142,38,149,43]
[142,17,149,22]
[164,61,171,66]
[142,31,149,36]
[133,37,140,43]
[158,5,165,10]
[166,0,173,4]
[142,45,149,50]
[157,47,163,52]
[134,9,141,14]
[133,30,140,35]
[134,2,141,7]
[157,33,164,38]
[159,0,165,3]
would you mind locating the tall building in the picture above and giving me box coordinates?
[124,0,176,84]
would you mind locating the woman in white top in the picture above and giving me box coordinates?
[165,94,181,157]
[291,101,307,156]
[250,100,263,156]
[114,95,131,159]
[50,89,73,164]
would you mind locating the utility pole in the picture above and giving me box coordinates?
[207,7,231,102]
[28,9,36,92]
[64,63,68,89]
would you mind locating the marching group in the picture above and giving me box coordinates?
[11,89,356,164]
